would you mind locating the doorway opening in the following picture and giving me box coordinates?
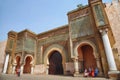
[78,44,97,73]
[49,51,63,75]
[23,56,32,73]
[15,56,21,72]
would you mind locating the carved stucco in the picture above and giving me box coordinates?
[16,39,23,52]
[6,39,14,51]
[38,34,68,47]
[70,15,94,39]
[24,38,35,53]
[16,37,36,53]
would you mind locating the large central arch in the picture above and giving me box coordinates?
[44,44,66,75]
[48,50,63,75]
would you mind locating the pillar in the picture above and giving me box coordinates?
[20,64,24,75]
[100,29,117,71]
[73,58,79,76]
[31,65,34,74]
[3,54,10,74]
[99,29,120,76]
[12,65,16,74]
[46,64,49,75]
[96,58,103,76]
[100,29,120,79]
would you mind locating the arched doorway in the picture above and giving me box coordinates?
[49,51,63,75]
[78,44,97,72]
[15,56,21,71]
[23,56,32,73]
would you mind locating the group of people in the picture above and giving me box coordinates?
[84,67,99,77]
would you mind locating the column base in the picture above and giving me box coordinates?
[73,72,82,77]
[108,70,120,80]
[98,72,104,77]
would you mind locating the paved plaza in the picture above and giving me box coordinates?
[0,74,111,80]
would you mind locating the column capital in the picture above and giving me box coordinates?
[88,0,102,4]
[20,63,25,66]
[31,64,35,67]
[72,58,78,62]
[99,28,108,35]
[96,57,101,61]
[12,63,17,66]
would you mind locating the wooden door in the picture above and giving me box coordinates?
[49,51,63,75]
[82,45,97,69]
[78,45,97,72]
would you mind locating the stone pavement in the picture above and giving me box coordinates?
[0,74,112,80]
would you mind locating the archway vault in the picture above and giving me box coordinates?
[24,54,34,65]
[74,40,99,59]
[48,51,63,75]
[73,40,104,75]
[14,53,22,64]
[44,44,67,74]
[23,55,33,73]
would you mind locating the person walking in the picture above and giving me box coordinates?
[17,68,21,77]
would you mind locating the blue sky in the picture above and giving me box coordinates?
[0,0,112,41]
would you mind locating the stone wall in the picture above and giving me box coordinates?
[105,1,120,70]
[0,41,7,73]
[34,64,46,74]
[36,25,70,64]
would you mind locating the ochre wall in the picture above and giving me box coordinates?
[105,1,120,70]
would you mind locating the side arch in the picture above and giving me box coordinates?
[74,40,99,59]
[24,54,34,65]
[14,54,21,73]
[14,53,22,64]
[23,54,34,73]
[74,40,103,75]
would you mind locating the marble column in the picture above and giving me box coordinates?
[31,65,34,74]
[100,29,118,72]
[3,54,10,74]
[46,64,49,75]
[20,64,24,75]
[12,65,16,74]
[73,58,79,76]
